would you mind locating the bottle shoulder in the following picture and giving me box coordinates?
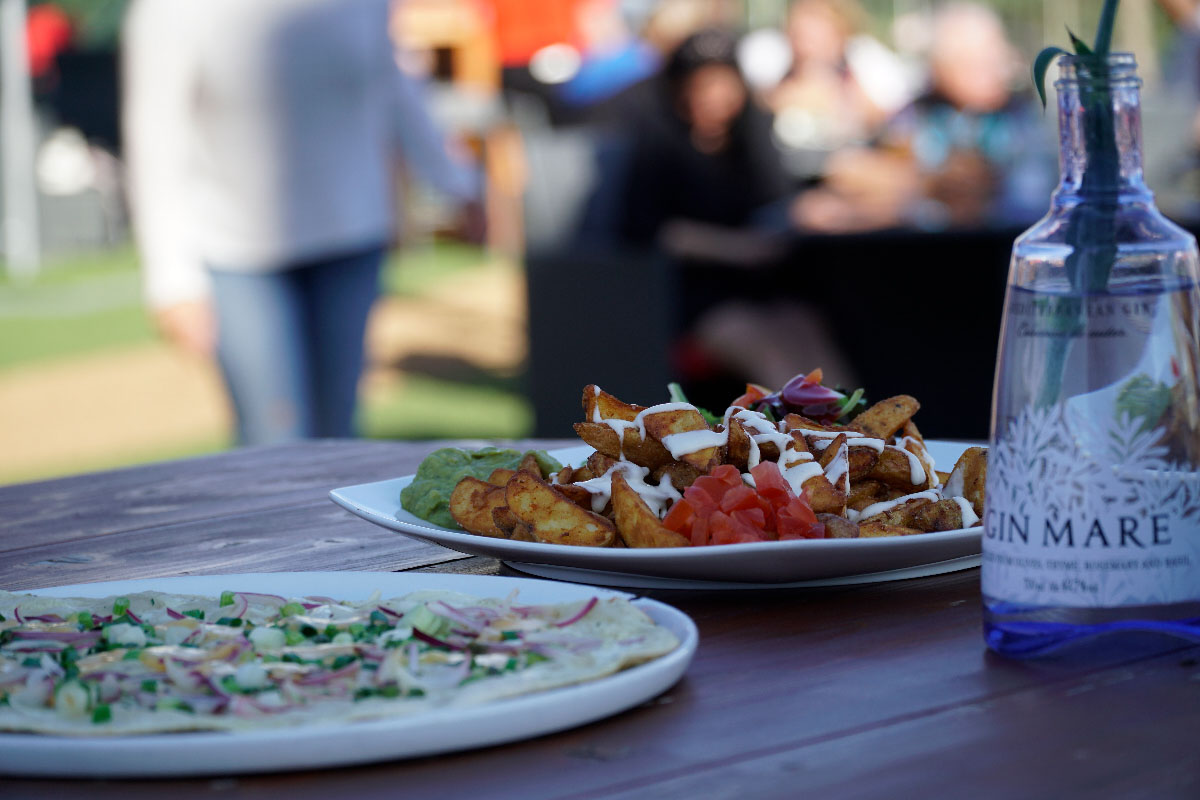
[1014,201,1198,251]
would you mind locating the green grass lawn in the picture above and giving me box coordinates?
[0,242,504,369]
[1,242,531,481]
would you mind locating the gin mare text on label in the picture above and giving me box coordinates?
[985,510,1171,548]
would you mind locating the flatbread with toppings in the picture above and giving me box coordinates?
[0,587,678,736]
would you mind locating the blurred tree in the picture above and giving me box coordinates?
[32,0,128,49]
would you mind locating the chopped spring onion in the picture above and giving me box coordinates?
[278,602,305,617]
[219,591,236,607]
[91,704,112,724]
[112,597,130,617]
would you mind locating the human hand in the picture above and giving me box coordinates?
[154,299,217,359]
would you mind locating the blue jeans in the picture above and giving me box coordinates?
[208,246,385,445]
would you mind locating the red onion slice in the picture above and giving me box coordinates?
[412,629,466,651]
[12,608,64,624]
[294,661,360,687]
[235,592,287,607]
[555,597,598,628]
[428,601,483,632]
[9,630,101,644]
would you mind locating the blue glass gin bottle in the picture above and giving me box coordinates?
[984,54,1200,656]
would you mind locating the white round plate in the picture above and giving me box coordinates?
[0,572,697,778]
[330,441,982,587]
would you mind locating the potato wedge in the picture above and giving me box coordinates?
[851,395,920,440]
[866,447,929,490]
[817,513,859,539]
[640,408,723,472]
[911,498,966,532]
[572,422,673,472]
[448,477,510,538]
[802,474,847,515]
[847,479,889,512]
[610,472,691,548]
[942,447,988,517]
[505,471,616,547]
[586,450,619,478]
[619,428,674,471]
[487,468,516,487]
[858,497,934,528]
[817,433,848,470]
[726,417,753,472]
[491,505,519,536]
[517,452,545,477]
[508,522,537,542]
[554,482,599,511]
[582,384,643,423]
[858,522,923,538]
[574,422,623,461]
[847,445,879,480]
[782,414,854,434]
[651,461,702,492]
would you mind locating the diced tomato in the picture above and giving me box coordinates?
[755,493,777,531]
[778,496,824,539]
[690,513,710,547]
[661,458,822,546]
[719,485,759,514]
[661,497,695,533]
[682,485,718,517]
[730,507,767,531]
[691,464,742,505]
[749,461,791,509]
[709,511,763,545]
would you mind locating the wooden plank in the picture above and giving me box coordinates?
[0,501,468,590]
[581,648,1200,800]
[0,439,577,551]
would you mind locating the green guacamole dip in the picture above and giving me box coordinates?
[400,447,563,529]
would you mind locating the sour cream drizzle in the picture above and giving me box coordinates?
[847,490,941,522]
[949,496,980,527]
[571,461,682,518]
[823,440,850,489]
[809,434,885,453]
[888,445,927,487]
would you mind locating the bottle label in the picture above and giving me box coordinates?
[984,402,1200,606]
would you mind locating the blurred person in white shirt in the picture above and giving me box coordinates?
[123,0,479,445]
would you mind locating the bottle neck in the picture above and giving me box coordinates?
[1052,54,1150,204]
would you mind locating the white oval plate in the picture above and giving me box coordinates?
[0,572,697,778]
[330,441,982,587]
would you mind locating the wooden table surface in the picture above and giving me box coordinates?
[2,439,1198,799]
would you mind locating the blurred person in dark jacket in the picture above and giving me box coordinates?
[124,0,479,446]
[618,28,791,246]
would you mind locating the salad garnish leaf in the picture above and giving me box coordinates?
[667,382,723,426]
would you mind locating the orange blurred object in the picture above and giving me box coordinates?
[26,4,73,79]
[486,0,582,66]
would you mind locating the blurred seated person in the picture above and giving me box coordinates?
[768,0,911,170]
[793,2,1054,233]
[618,28,792,248]
[609,29,857,397]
